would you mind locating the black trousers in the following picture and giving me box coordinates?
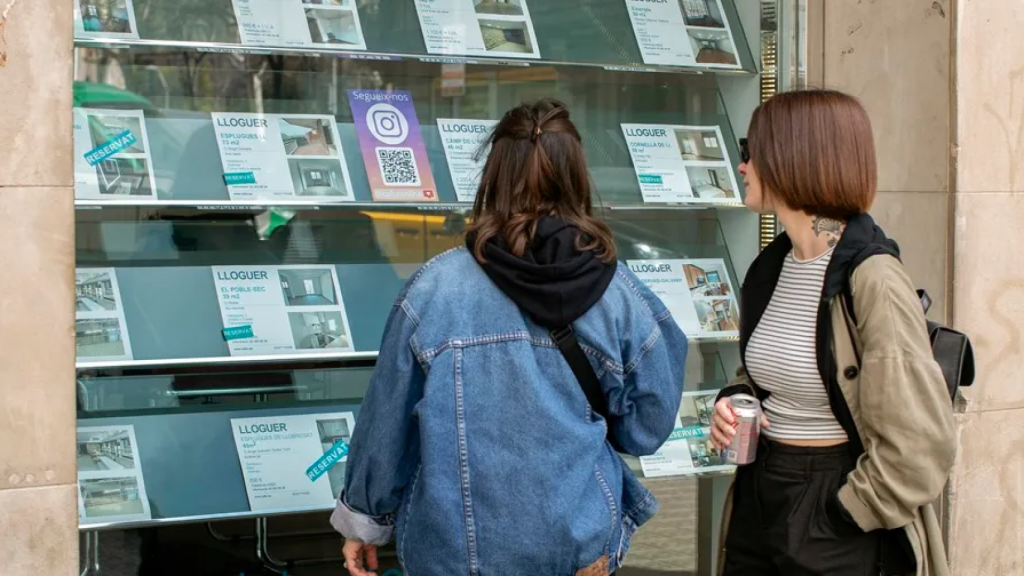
[722,438,883,576]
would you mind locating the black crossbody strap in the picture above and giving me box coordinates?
[550,325,625,452]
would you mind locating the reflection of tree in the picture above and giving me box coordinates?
[132,0,239,109]
[134,0,239,44]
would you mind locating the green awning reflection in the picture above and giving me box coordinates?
[74,81,154,109]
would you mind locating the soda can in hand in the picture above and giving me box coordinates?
[724,394,762,465]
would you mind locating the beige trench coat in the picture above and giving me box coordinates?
[715,254,957,576]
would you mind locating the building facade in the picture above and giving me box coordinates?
[0,0,1020,575]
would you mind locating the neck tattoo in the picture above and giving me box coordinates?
[812,216,845,248]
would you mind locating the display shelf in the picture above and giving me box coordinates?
[72,0,776,571]
[76,402,363,531]
[73,38,756,77]
[75,337,739,371]
[70,58,749,210]
[74,198,746,210]
[73,0,757,74]
[75,340,731,531]
[75,206,742,370]
[77,391,737,532]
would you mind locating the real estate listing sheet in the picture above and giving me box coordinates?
[413,0,541,59]
[212,265,355,357]
[73,108,158,201]
[639,390,732,477]
[230,412,356,512]
[230,0,368,50]
[624,0,742,69]
[75,267,135,363]
[212,112,356,202]
[626,258,740,338]
[77,425,152,524]
[437,118,497,202]
[621,123,740,204]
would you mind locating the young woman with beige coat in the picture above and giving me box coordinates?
[711,89,957,576]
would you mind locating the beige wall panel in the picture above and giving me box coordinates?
[0,485,79,576]
[0,187,76,489]
[0,0,72,188]
[817,0,951,194]
[956,0,1024,194]
[952,192,1024,413]
[948,409,1024,576]
[870,191,949,323]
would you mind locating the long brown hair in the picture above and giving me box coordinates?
[466,98,616,263]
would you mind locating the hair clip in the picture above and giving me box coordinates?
[531,125,543,142]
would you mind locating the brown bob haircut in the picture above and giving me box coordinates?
[466,97,616,263]
[747,89,877,220]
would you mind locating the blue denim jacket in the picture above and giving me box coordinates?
[330,247,687,576]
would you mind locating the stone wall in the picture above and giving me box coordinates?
[811,0,1024,574]
[0,0,78,574]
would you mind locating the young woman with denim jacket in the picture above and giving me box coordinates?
[330,98,688,576]
[710,89,956,576]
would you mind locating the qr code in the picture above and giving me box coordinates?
[376,147,421,186]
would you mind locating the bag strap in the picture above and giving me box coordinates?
[550,325,625,452]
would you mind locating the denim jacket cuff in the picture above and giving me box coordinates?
[329,494,395,546]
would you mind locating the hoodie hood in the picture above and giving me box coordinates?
[466,216,616,329]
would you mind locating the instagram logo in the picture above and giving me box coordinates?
[366,103,409,145]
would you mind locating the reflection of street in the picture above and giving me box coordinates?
[81,477,143,518]
[76,296,116,311]
[292,142,333,155]
[474,0,524,16]
[85,497,144,517]
[76,319,125,357]
[78,453,134,471]
[88,500,143,517]
[280,119,337,156]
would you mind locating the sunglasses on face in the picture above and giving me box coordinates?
[738,138,750,164]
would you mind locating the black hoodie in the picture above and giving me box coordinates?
[465,216,616,329]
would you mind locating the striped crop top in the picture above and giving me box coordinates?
[745,247,848,441]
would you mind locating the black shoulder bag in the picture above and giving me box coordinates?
[550,325,627,453]
[841,285,976,404]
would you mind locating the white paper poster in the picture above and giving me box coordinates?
[231,0,367,50]
[77,425,152,524]
[212,113,355,202]
[627,258,740,338]
[437,118,497,202]
[624,0,741,69]
[640,390,732,477]
[73,108,158,200]
[74,0,140,40]
[75,268,134,363]
[231,412,356,512]
[414,0,540,59]
[621,124,740,204]
[213,265,355,357]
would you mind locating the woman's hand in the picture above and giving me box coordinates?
[343,538,379,576]
[710,397,769,451]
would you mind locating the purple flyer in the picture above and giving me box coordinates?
[347,89,438,202]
